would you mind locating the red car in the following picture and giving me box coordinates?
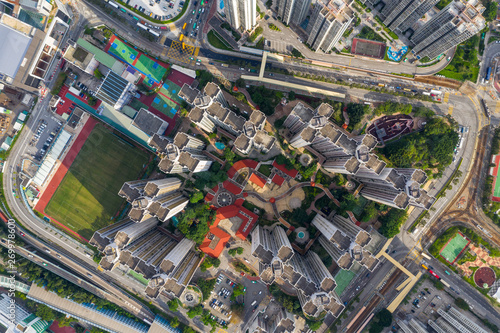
[19,232,25,236]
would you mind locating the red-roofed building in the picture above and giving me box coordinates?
[204,192,214,202]
[249,173,266,188]
[272,161,299,178]
[200,204,258,257]
[227,159,259,178]
[272,173,285,186]
[223,180,243,195]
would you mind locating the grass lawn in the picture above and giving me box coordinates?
[45,124,150,240]
[437,35,479,82]
[258,164,272,177]
[207,30,233,51]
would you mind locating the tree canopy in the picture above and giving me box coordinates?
[381,117,458,174]
[378,208,408,238]
[177,203,215,244]
[375,101,412,116]
[346,103,369,129]
[369,309,393,333]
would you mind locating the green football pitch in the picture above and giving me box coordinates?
[440,233,469,263]
[135,54,168,83]
[45,124,150,240]
[108,38,139,64]
[334,269,356,296]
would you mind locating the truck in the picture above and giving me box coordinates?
[486,67,492,81]
[251,300,257,306]
[221,63,229,68]
[422,92,431,96]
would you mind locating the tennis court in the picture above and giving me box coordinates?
[440,232,470,264]
[351,38,386,59]
[152,93,178,118]
[108,37,139,65]
[135,54,168,84]
[334,269,356,296]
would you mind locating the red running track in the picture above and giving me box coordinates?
[34,117,98,242]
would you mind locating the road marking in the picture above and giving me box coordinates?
[495,101,500,114]
[443,92,450,103]
[448,105,454,115]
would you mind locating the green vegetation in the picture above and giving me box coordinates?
[379,208,408,238]
[198,279,217,301]
[230,284,246,301]
[374,16,398,40]
[269,284,302,316]
[190,191,204,203]
[269,23,281,31]
[196,70,215,90]
[167,299,179,312]
[437,35,479,81]
[193,162,228,191]
[45,124,150,240]
[291,48,304,58]
[247,85,283,115]
[248,26,263,42]
[380,116,459,177]
[3,250,141,323]
[429,226,500,258]
[369,309,393,333]
[187,304,203,318]
[207,30,233,51]
[482,0,498,21]
[374,101,412,116]
[200,256,221,271]
[454,298,470,311]
[357,26,385,42]
[51,72,67,96]
[306,319,323,331]
[228,247,244,256]
[176,203,215,244]
[436,0,452,9]
[94,68,104,79]
[483,127,500,226]
[346,103,369,131]
[258,164,272,176]
[221,22,241,41]
[275,154,317,180]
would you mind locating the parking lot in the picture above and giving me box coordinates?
[204,273,238,327]
[29,116,63,162]
[129,0,185,21]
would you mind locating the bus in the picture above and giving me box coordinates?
[421,252,431,260]
[109,1,119,8]
[486,67,492,81]
[403,88,411,92]
[179,34,184,41]
[193,23,197,29]
[133,16,139,20]
[183,22,187,30]
[137,22,148,31]
[442,280,450,288]
[148,29,160,37]
[120,7,127,13]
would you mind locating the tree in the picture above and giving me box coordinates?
[236,247,244,255]
[306,319,323,331]
[369,309,392,333]
[379,209,408,238]
[288,91,296,100]
[198,279,217,301]
[170,317,180,328]
[455,298,470,311]
[187,304,203,318]
[190,191,204,204]
[346,103,368,128]
[291,48,304,58]
[236,78,246,87]
[94,68,104,79]
[36,304,56,321]
[223,148,236,163]
[168,299,179,312]
[57,315,76,327]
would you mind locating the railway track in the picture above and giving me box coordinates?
[423,126,500,247]
[345,262,407,333]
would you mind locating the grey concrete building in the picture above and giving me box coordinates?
[410,0,485,59]
[381,0,439,34]
[306,0,354,52]
[224,0,257,31]
[277,0,311,25]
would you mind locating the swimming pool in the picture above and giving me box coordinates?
[215,142,225,150]
[297,231,305,239]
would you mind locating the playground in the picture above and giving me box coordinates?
[440,232,470,264]
[387,46,409,62]
[334,269,356,296]
[106,35,168,84]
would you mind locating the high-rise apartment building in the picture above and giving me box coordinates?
[119,178,189,223]
[224,0,257,31]
[410,0,485,59]
[277,0,311,25]
[380,0,439,34]
[306,0,354,52]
